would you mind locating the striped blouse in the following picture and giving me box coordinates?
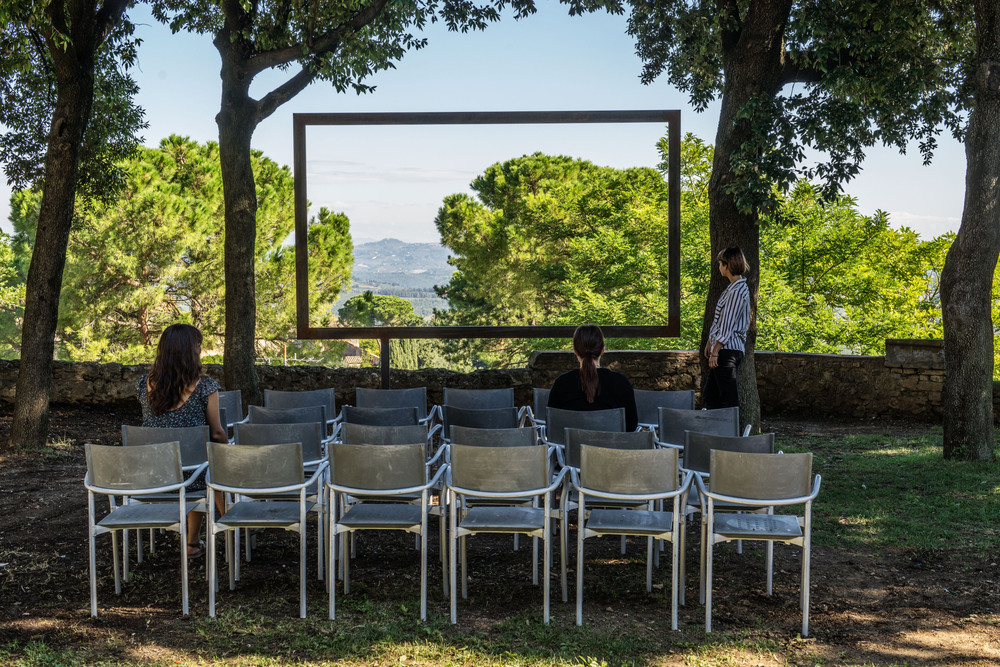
[708,277,751,353]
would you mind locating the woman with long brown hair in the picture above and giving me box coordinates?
[547,324,638,431]
[136,323,228,556]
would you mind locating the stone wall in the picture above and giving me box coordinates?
[0,340,962,422]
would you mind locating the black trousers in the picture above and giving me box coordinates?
[703,349,744,410]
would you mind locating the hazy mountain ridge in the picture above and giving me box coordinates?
[335,238,454,317]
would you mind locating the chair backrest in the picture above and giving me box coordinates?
[207,441,303,489]
[683,431,775,475]
[533,388,551,423]
[444,406,519,438]
[86,441,183,490]
[565,427,653,469]
[710,450,813,500]
[248,404,326,426]
[234,422,324,462]
[341,405,419,427]
[546,407,625,446]
[218,390,244,427]
[330,443,425,490]
[657,406,739,447]
[443,386,514,409]
[264,388,335,421]
[450,425,536,447]
[450,443,548,493]
[634,389,695,424]
[580,444,679,495]
[355,387,428,421]
[122,425,209,468]
[340,422,427,446]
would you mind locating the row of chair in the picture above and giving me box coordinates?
[89,413,820,635]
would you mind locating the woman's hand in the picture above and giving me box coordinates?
[708,353,719,369]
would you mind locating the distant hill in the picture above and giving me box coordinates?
[334,238,455,318]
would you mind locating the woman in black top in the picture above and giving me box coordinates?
[547,324,638,431]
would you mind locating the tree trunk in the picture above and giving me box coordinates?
[216,34,262,406]
[6,59,94,451]
[698,0,792,433]
[940,0,1000,461]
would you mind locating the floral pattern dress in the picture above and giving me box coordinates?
[136,375,221,428]
[136,375,221,491]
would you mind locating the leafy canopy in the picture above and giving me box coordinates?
[4,135,352,362]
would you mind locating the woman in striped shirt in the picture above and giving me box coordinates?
[703,246,751,409]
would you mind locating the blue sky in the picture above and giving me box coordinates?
[0,4,965,242]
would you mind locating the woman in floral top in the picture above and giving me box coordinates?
[137,323,228,556]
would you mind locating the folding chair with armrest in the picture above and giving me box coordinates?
[85,441,205,616]
[571,445,692,628]
[206,441,327,618]
[327,442,446,620]
[445,443,567,624]
[698,450,820,636]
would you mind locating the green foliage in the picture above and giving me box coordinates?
[434,152,673,366]
[0,4,145,198]
[0,231,24,358]
[759,185,949,354]
[338,291,450,370]
[5,136,352,363]
[435,134,954,367]
[624,0,972,213]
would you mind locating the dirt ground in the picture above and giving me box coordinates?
[1,406,999,666]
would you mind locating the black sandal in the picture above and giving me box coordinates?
[187,540,205,558]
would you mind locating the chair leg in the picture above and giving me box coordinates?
[180,513,189,616]
[543,497,551,625]
[704,523,713,633]
[449,495,458,624]
[89,526,98,617]
[329,522,337,621]
[299,520,307,619]
[344,531,352,595]
[460,535,468,599]
[646,536,654,592]
[111,532,122,595]
[122,528,131,583]
[420,508,428,622]
[576,500,585,626]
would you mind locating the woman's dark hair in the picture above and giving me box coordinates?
[716,245,750,276]
[573,324,605,404]
[147,323,204,416]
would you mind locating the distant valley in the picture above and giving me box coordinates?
[334,238,455,318]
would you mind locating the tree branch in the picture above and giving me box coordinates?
[716,0,742,52]
[255,64,317,123]
[94,0,129,46]
[246,0,392,75]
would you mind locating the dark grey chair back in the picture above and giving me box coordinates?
[709,451,812,499]
[218,390,244,427]
[87,441,183,490]
[355,387,428,421]
[533,388,551,423]
[565,427,653,469]
[546,407,625,446]
[443,386,514,409]
[207,441,303,489]
[657,407,739,448]
[450,444,547,493]
[341,405,419,427]
[450,425,536,447]
[330,443,425,490]
[683,431,775,474]
[264,388,335,423]
[340,423,427,446]
[634,389,695,424]
[235,421,324,462]
[248,404,326,426]
[580,444,678,495]
[122,425,210,468]
[444,406,519,439]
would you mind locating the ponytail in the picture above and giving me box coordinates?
[573,324,605,404]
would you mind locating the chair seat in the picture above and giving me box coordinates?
[585,509,675,536]
[714,513,802,539]
[338,503,423,530]
[98,502,200,530]
[218,500,316,527]
[459,506,545,532]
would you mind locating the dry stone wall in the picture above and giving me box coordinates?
[0,339,967,422]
